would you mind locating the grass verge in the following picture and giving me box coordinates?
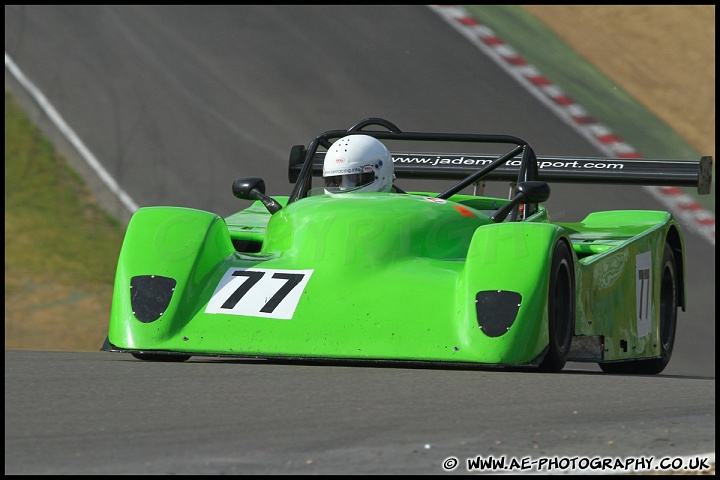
[463,5,714,211]
[4,91,124,352]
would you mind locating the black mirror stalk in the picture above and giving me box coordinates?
[232,177,282,214]
[491,181,550,223]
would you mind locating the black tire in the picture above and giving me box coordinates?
[131,352,191,362]
[599,242,677,375]
[538,240,574,372]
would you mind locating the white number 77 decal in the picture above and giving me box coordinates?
[205,268,314,319]
[635,252,652,338]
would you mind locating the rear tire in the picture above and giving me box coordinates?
[538,240,574,373]
[599,242,677,374]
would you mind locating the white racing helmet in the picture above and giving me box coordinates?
[322,134,394,193]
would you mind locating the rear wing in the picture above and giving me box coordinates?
[290,150,712,194]
[287,118,712,203]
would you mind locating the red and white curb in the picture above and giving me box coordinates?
[428,5,714,247]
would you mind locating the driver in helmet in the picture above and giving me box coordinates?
[322,134,404,194]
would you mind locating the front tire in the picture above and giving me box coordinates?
[599,242,677,375]
[538,240,575,373]
[131,352,191,362]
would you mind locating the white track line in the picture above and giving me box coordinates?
[5,52,138,214]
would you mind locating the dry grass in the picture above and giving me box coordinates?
[522,5,715,162]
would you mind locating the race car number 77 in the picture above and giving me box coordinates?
[205,268,314,320]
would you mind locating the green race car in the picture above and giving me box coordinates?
[102,118,712,374]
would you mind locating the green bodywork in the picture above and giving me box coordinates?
[106,191,684,366]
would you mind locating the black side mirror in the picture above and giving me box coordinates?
[491,181,550,223]
[232,177,282,214]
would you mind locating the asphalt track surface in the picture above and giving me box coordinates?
[4,5,715,475]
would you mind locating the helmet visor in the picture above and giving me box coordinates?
[324,171,375,193]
